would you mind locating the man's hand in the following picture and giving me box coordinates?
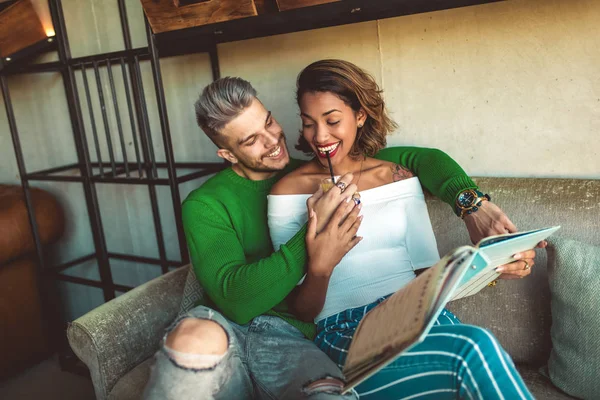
[307,173,358,233]
[462,201,517,244]
[305,199,363,278]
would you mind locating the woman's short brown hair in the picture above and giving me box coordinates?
[295,59,397,158]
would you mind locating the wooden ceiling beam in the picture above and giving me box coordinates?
[0,0,47,58]
[141,0,258,34]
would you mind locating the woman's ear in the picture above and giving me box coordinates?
[217,149,238,164]
[357,108,368,128]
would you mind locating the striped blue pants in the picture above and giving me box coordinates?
[315,298,534,400]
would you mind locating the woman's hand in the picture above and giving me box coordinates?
[461,202,549,279]
[307,173,358,234]
[286,200,363,322]
[305,199,363,278]
[496,242,548,279]
[462,201,517,244]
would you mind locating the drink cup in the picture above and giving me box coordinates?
[320,177,335,192]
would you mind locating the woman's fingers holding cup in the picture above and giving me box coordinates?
[306,186,324,212]
[333,173,354,193]
[340,183,358,203]
[337,172,354,185]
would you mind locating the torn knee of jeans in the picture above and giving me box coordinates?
[162,317,230,371]
[302,375,346,396]
[164,347,226,371]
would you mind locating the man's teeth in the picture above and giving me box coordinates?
[317,143,340,154]
[267,146,281,157]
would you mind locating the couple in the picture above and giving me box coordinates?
[144,60,541,399]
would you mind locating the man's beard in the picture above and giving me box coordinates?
[238,134,289,173]
[238,160,285,173]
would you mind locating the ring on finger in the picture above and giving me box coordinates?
[522,260,530,271]
[335,181,347,193]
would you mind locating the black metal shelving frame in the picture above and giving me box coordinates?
[1,0,225,373]
[1,0,500,374]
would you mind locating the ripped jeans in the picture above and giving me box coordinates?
[143,305,357,400]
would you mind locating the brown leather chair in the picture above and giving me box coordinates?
[0,184,65,378]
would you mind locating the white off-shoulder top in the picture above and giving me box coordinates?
[268,177,440,322]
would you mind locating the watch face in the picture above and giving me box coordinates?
[457,191,476,208]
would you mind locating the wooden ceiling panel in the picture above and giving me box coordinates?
[141,0,259,34]
[275,0,340,12]
[0,0,46,58]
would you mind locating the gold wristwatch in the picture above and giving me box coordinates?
[454,189,491,219]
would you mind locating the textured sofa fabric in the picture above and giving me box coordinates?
[545,238,600,399]
[518,366,577,400]
[67,267,188,400]
[67,177,599,400]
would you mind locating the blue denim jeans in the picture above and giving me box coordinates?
[143,305,357,399]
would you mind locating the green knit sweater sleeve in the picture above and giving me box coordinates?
[374,146,477,206]
[182,198,308,325]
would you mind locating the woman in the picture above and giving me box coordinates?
[268,60,534,399]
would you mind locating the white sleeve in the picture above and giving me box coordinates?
[267,195,309,251]
[405,194,441,270]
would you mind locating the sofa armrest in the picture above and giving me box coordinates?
[67,266,188,400]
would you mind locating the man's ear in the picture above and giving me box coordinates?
[217,149,238,164]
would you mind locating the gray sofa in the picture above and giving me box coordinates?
[67,177,600,399]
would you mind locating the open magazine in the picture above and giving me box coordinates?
[341,226,561,393]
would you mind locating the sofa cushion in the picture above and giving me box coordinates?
[178,266,205,315]
[545,238,600,399]
[517,365,577,400]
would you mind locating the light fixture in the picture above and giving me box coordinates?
[0,0,56,63]
[30,0,55,37]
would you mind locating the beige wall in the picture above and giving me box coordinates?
[221,0,600,178]
[1,0,598,319]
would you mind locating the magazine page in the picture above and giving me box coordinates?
[451,226,561,300]
[342,247,476,392]
[343,265,441,377]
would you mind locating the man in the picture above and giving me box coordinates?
[144,77,538,399]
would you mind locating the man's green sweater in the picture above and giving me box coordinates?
[181,147,477,339]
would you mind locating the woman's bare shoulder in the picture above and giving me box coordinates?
[271,165,320,195]
[362,158,415,188]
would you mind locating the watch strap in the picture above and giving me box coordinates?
[454,189,491,218]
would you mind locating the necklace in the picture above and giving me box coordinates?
[353,157,364,203]
[354,156,365,190]
[316,156,364,187]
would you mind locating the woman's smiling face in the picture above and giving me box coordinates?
[299,91,366,167]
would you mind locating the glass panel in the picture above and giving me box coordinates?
[62,0,125,58]
[96,183,160,259]
[125,0,148,49]
[6,72,77,173]
[58,281,105,321]
[110,259,162,288]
